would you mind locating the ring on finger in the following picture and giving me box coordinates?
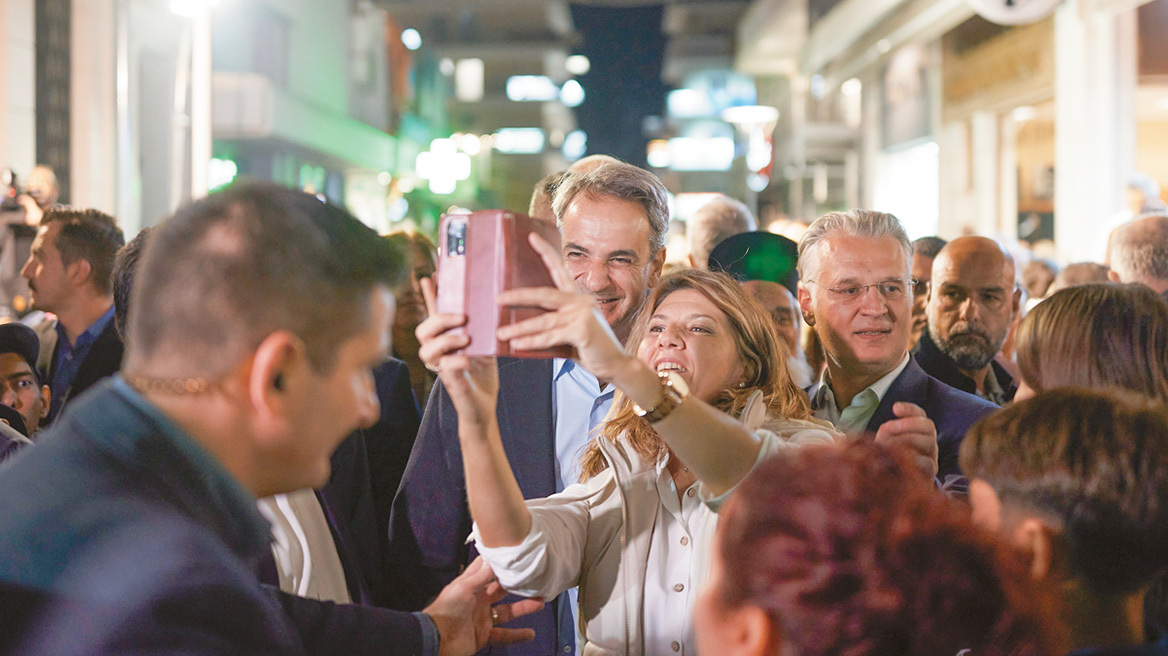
[491,608,499,624]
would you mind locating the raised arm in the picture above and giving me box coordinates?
[415,279,533,548]
[496,235,763,497]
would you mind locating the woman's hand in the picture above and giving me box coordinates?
[416,277,499,427]
[496,233,635,382]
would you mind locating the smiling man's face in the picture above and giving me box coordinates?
[799,234,912,381]
[560,192,664,343]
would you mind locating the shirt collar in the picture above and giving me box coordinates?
[815,353,910,411]
[553,357,615,393]
[55,305,116,348]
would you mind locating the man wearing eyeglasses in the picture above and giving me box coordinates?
[916,237,1019,405]
[796,210,997,483]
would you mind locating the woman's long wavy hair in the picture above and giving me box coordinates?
[579,269,813,480]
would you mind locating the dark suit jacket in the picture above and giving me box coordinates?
[864,357,999,480]
[387,357,561,656]
[43,318,124,423]
[0,378,426,656]
[913,329,1017,403]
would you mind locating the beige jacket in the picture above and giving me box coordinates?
[475,406,837,656]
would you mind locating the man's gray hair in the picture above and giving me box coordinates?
[552,160,670,254]
[1110,213,1168,283]
[686,195,757,269]
[797,209,912,282]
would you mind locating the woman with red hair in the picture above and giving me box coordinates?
[696,441,1063,656]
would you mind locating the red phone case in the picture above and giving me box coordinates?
[436,210,572,359]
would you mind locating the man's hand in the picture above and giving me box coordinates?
[874,402,939,480]
[496,233,631,381]
[423,557,544,656]
[15,195,43,226]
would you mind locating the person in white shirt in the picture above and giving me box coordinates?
[419,258,837,656]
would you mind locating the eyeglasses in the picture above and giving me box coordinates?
[805,278,916,303]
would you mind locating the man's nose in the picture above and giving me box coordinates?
[857,285,887,314]
[958,297,980,321]
[0,386,18,409]
[578,260,611,293]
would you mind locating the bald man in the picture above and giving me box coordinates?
[686,195,757,269]
[914,237,1020,405]
[740,280,814,388]
[1108,213,1168,302]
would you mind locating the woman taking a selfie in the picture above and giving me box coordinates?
[418,237,839,656]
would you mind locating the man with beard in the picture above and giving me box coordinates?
[915,236,1019,405]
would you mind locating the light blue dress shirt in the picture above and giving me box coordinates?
[551,357,615,652]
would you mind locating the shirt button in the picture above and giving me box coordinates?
[686,488,696,498]
[564,646,572,653]
[671,641,681,652]
[680,536,689,546]
[673,583,684,592]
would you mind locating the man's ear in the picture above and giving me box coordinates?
[649,246,666,286]
[924,280,932,304]
[245,331,306,435]
[797,283,815,327]
[65,258,92,288]
[37,385,50,420]
[1107,269,1121,283]
[1013,516,1058,582]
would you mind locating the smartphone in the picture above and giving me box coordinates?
[436,210,571,358]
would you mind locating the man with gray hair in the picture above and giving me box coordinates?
[1108,213,1168,302]
[388,159,670,656]
[686,195,757,269]
[797,209,997,482]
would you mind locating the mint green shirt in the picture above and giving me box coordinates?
[811,354,910,434]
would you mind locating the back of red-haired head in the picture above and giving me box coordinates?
[715,441,1063,656]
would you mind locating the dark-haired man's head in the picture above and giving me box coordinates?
[123,183,406,497]
[910,235,947,347]
[0,323,49,436]
[112,227,154,340]
[962,389,1168,649]
[21,207,125,314]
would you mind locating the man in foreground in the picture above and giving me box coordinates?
[0,184,536,655]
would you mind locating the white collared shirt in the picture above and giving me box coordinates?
[643,457,705,656]
[811,353,910,434]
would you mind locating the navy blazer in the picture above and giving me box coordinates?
[43,318,124,423]
[864,356,999,480]
[387,357,560,655]
[0,379,426,656]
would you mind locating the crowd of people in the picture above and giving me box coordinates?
[0,155,1166,656]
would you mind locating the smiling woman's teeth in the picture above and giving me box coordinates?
[656,363,686,373]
